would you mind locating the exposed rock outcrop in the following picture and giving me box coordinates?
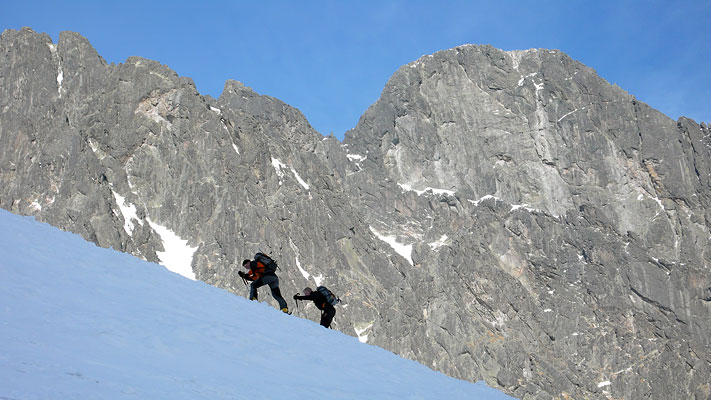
[2,28,709,399]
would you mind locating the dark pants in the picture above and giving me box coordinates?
[320,304,336,328]
[250,275,288,310]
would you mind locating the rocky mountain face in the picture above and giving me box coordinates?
[2,27,710,399]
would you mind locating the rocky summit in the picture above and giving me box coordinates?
[1,27,710,399]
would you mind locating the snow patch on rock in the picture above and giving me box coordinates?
[146,218,197,280]
[369,226,413,265]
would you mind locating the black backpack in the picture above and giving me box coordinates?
[317,286,340,306]
[254,252,278,273]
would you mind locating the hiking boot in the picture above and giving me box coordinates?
[281,307,290,314]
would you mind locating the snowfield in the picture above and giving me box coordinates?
[0,209,513,399]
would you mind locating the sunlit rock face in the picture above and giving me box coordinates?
[2,28,710,399]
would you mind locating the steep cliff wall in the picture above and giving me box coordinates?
[2,28,709,399]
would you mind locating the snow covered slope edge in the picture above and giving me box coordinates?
[0,209,512,400]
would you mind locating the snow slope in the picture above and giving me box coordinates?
[0,209,514,400]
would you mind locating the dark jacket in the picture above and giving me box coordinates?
[295,291,331,310]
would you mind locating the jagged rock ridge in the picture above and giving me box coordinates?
[1,27,710,399]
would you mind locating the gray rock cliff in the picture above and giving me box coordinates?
[2,28,710,399]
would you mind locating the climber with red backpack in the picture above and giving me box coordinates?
[239,252,289,314]
[293,286,340,328]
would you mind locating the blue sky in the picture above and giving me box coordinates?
[2,1,709,140]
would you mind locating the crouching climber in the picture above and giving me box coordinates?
[293,286,340,328]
